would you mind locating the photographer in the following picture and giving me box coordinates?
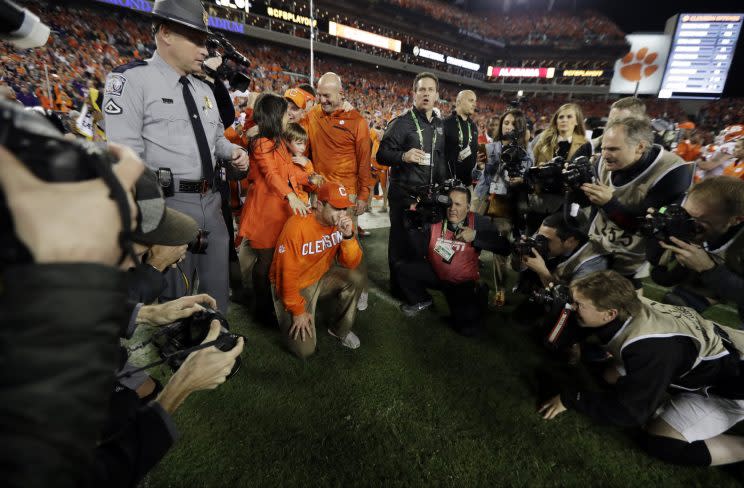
[472,109,532,220]
[526,103,587,233]
[540,271,744,467]
[647,176,744,323]
[396,186,510,336]
[0,142,144,488]
[102,168,244,487]
[517,213,607,289]
[582,117,693,286]
[571,97,647,161]
[377,72,449,296]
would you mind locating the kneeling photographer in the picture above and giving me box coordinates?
[645,176,744,323]
[512,213,607,352]
[540,270,744,467]
[102,168,245,488]
[396,184,510,336]
[515,212,607,290]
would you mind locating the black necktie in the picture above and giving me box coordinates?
[179,76,214,183]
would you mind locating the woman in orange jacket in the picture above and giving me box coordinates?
[238,93,321,324]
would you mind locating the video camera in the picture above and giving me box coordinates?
[0,99,118,267]
[638,204,700,244]
[152,308,243,379]
[500,130,530,179]
[404,178,463,229]
[205,33,251,92]
[526,155,596,195]
[526,156,565,194]
[513,234,550,260]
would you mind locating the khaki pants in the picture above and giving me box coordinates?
[272,265,365,358]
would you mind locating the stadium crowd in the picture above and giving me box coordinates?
[3,0,744,487]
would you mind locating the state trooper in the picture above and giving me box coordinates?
[103,0,249,312]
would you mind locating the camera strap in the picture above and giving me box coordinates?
[116,338,226,380]
[94,154,136,266]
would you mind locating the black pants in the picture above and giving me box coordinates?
[387,196,411,296]
[397,259,486,335]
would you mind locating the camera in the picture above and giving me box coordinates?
[404,178,463,229]
[513,234,550,259]
[562,156,596,191]
[187,229,210,254]
[0,99,117,267]
[638,204,700,243]
[500,130,530,179]
[530,284,578,350]
[205,33,251,92]
[152,308,243,378]
[526,156,565,194]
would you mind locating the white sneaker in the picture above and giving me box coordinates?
[357,290,368,311]
[328,329,360,349]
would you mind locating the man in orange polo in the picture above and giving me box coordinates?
[306,72,373,217]
[306,72,373,309]
[270,183,365,359]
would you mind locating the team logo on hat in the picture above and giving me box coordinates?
[338,186,348,196]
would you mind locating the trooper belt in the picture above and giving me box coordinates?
[176,178,213,194]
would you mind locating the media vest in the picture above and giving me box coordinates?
[428,213,480,284]
[589,146,690,275]
[554,239,607,283]
[606,297,744,394]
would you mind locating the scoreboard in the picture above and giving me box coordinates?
[658,13,743,99]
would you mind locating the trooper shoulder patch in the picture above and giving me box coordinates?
[104,99,123,115]
[105,74,127,97]
[112,59,148,74]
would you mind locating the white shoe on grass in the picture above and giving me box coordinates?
[357,290,368,311]
[328,329,360,349]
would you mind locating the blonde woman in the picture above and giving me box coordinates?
[527,103,588,232]
[532,103,587,164]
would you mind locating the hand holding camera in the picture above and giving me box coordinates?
[659,237,716,273]
[156,319,244,414]
[580,181,613,206]
[136,294,218,327]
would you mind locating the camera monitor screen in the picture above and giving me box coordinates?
[658,13,743,100]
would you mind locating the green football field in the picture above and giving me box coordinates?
[138,229,743,487]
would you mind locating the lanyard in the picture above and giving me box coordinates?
[457,117,472,149]
[411,110,437,152]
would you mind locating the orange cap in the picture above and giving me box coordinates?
[284,88,314,110]
[317,182,353,209]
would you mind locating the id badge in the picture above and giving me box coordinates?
[419,153,432,166]
[434,238,455,263]
[458,146,472,161]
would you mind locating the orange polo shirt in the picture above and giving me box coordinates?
[306,105,374,201]
[270,214,363,316]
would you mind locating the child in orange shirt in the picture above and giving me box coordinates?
[285,123,322,205]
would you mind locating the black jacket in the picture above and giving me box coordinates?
[443,111,479,186]
[377,107,449,202]
[0,264,128,488]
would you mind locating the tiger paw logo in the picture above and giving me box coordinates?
[619,48,659,82]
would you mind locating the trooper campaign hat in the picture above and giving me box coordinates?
[151,0,211,34]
